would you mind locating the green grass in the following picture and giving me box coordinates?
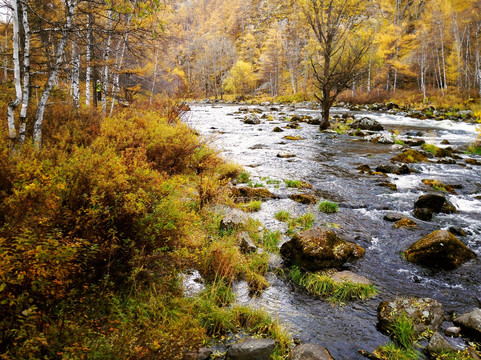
[467,145,481,155]
[239,200,262,212]
[274,210,290,222]
[375,343,421,360]
[395,139,405,146]
[288,267,377,304]
[237,171,251,183]
[421,143,440,155]
[247,181,265,188]
[389,313,417,349]
[284,179,303,188]
[318,201,338,213]
[434,350,481,360]
[260,230,282,253]
[290,213,315,230]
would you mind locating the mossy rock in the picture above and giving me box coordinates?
[421,179,457,194]
[230,187,278,201]
[283,135,303,141]
[391,149,428,163]
[377,297,444,336]
[273,127,284,133]
[404,230,477,269]
[394,218,417,229]
[280,227,365,271]
[289,194,318,205]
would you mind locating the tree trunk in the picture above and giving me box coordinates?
[7,0,22,142]
[102,9,112,116]
[33,0,77,147]
[150,48,158,104]
[71,42,80,108]
[3,16,9,83]
[320,87,330,130]
[85,13,92,107]
[19,0,31,143]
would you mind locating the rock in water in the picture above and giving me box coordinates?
[280,227,365,271]
[414,194,448,213]
[425,332,456,357]
[288,344,335,360]
[243,114,261,124]
[377,297,444,336]
[453,308,481,339]
[391,149,428,163]
[404,230,476,269]
[350,117,384,131]
[289,194,318,205]
[226,338,275,360]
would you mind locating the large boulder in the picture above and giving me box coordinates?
[238,232,257,253]
[351,117,384,131]
[226,338,275,360]
[288,344,335,360]
[453,308,481,340]
[280,227,365,271]
[377,297,444,336]
[404,230,476,269]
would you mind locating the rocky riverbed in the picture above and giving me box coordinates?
[184,103,481,359]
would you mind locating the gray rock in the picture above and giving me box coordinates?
[377,297,444,336]
[288,344,335,360]
[413,207,434,221]
[425,332,456,357]
[226,338,276,360]
[364,131,394,144]
[277,151,296,158]
[384,212,404,222]
[351,117,384,131]
[444,327,461,337]
[330,270,372,285]
[220,209,248,231]
[244,114,261,124]
[238,231,257,253]
[453,308,481,339]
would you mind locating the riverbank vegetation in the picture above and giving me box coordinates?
[0,98,292,358]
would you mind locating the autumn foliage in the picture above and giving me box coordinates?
[0,100,239,358]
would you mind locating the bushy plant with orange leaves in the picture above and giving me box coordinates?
[0,102,239,357]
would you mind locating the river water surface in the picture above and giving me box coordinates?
[186,103,481,359]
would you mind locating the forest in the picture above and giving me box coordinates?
[0,0,480,359]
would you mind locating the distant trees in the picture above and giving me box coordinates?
[301,0,373,129]
[223,60,257,98]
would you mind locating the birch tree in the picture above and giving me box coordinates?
[7,0,22,142]
[33,0,78,147]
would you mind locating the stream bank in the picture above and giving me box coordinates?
[186,103,481,359]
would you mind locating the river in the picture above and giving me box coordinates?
[186,103,481,359]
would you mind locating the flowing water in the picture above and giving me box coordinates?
[186,103,481,359]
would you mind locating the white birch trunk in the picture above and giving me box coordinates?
[34,0,77,147]
[19,0,31,143]
[102,9,112,116]
[109,37,128,115]
[72,42,80,108]
[85,13,92,107]
[7,0,22,142]
[3,16,9,83]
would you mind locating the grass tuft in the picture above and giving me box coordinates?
[287,267,377,304]
[318,201,338,213]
